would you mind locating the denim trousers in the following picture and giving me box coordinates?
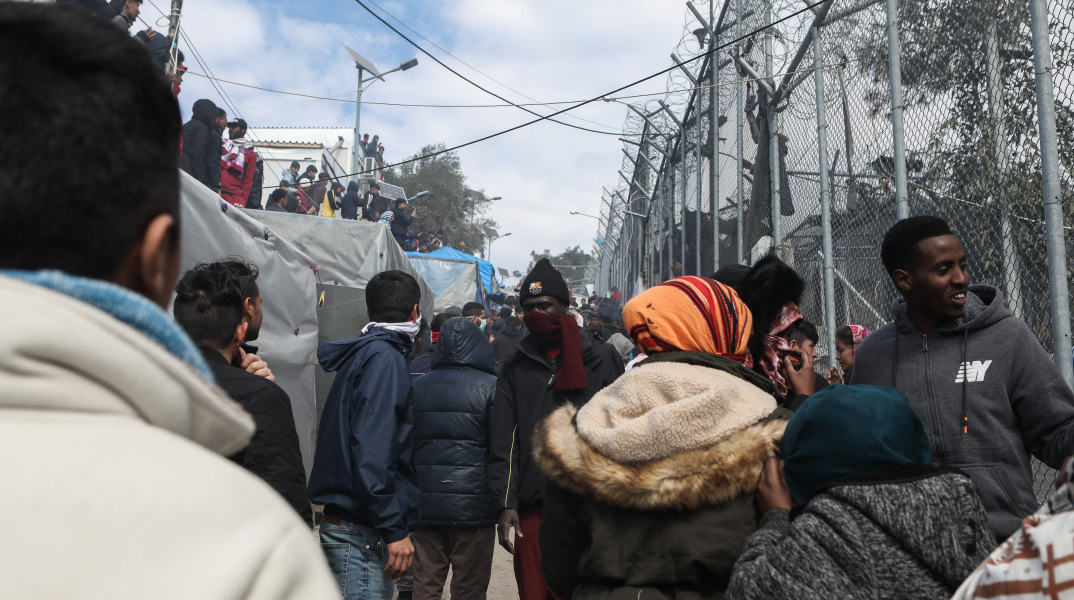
[320,518,394,600]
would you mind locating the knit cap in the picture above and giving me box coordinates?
[520,258,570,306]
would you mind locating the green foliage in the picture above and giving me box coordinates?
[383,144,498,255]
[526,246,595,285]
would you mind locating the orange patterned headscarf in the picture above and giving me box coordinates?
[624,276,754,366]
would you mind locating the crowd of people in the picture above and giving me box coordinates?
[7,4,1074,600]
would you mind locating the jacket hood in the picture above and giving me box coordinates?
[534,361,787,511]
[433,317,496,375]
[192,99,218,126]
[0,275,254,456]
[821,465,995,588]
[318,327,410,372]
[892,284,1010,334]
[346,181,360,192]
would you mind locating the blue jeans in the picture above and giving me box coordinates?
[320,518,394,600]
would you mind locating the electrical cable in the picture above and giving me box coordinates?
[352,0,623,136]
[283,0,834,186]
[363,0,619,131]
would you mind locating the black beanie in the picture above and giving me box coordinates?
[520,259,570,306]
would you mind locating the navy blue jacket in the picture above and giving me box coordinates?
[412,318,499,527]
[308,328,420,543]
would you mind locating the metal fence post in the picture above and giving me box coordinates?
[1028,0,1074,388]
[712,48,721,272]
[984,21,1026,320]
[735,0,745,264]
[813,26,838,370]
[884,0,910,219]
[667,169,674,279]
[765,0,782,256]
[696,85,703,276]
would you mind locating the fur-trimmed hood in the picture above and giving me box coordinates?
[534,362,788,511]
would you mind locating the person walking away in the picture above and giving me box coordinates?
[411,317,499,600]
[535,276,790,599]
[410,312,455,378]
[0,4,337,597]
[173,262,312,524]
[851,216,1074,541]
[309,270,423,599]
[826,325,869,384]
[724,384,994,599]
[489,259,623,600]
[340,181,364,220]
[220,118,257,208]
[322,181,344,218]
[180,98,222,191]
[391,199,416,248]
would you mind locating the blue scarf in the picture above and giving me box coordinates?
[1,270,214,382]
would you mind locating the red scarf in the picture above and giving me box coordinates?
[523,311,587,391]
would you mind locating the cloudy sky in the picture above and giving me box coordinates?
[153,0,702,279]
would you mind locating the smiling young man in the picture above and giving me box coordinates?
[489,259,623,600]
[851,216,1074,541]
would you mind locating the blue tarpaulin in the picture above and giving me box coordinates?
[408,247,497,295]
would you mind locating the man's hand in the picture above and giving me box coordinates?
[756,457,793,514]
[826,367,843,385]
[782,349,815,397]
[384,537,414,580]
[238,348,275,382]
[143,28,157,40]
[497,509,521,554]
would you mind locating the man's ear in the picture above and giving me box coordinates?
[114,213,179,309]
[243,296,255,322]
[788,339,802,350]
[234,321,249,346]
[892,269,912,294]
[408,304,419,322]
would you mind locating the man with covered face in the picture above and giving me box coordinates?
[488,259,623,600]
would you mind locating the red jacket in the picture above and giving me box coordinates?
[221,145,258,208]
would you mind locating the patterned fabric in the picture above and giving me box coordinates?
[952,458,1074,599]
[758,303,804,397]
[221,137,251,172]
[623,276,753,366]
[849,324,870,345]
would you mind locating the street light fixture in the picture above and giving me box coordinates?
[489,232,512,265]
[406,191,431,202]
[570,211,601,220]
[343,44,419,183]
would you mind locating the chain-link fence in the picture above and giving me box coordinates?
[588,0,1074,502]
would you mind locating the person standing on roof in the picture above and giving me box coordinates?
[180,99,222,192]
[489,259,623,600]
[340,181,364,220]
[363,182,390,222]
[852,216,1074,541]
[281,160,300,188]
[390,199,416,248]
[321,181,344,218]
[219,118,257,208]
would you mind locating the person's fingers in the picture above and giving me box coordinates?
[237,347,247,362]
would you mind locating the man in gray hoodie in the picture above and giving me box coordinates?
[851,215,1074,541]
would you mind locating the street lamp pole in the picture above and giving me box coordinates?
[344,46,418,184]
[489,232,512,265]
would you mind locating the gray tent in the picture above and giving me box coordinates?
[407,254,482,312]
[177,171,320,477]
[243,212,436,414]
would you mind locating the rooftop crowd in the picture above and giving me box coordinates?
[5,4,1074,600]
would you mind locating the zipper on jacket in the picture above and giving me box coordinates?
[922,334,929,352]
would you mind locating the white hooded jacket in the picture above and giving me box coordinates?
[0,275,339,600]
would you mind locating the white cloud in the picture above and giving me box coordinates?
[175,0,694,276]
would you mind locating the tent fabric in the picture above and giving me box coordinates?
[419,247,498,295]
[177,171,320,478]
[406,254,482,312]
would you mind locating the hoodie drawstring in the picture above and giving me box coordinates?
[961,329,969,435]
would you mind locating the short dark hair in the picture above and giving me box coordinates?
[430,312,455,333]
[787,319,819,345]
[504,316,523,331]
[278,179,290,188]
[880,216,954,278]
[366,270,420,323]
[0,3,180,279]
[268,189,287,206]
[499,307,512,319]
[305,165,317,174]
[332,182,345,191]
[219,259,259,302]
[290,160,300,169]
[370,182,381,190]
[462,302,485,317]
[173,263,245,349]
[394,199,406,207]
[216,108,226,119]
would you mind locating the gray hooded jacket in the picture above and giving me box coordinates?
[725,466,995,600]
[851,284,1074,540]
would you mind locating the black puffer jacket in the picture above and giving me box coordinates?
[412,317,498,527]
[180,99,221,191]
[489,328,624,512]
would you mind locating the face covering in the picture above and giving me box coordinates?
[479,318,487,331]
[524,311,562,346]
[362,315,422,344]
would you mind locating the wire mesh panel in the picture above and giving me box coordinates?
[599,0,1074,501]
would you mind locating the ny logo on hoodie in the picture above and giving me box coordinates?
[955,360,993,383]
